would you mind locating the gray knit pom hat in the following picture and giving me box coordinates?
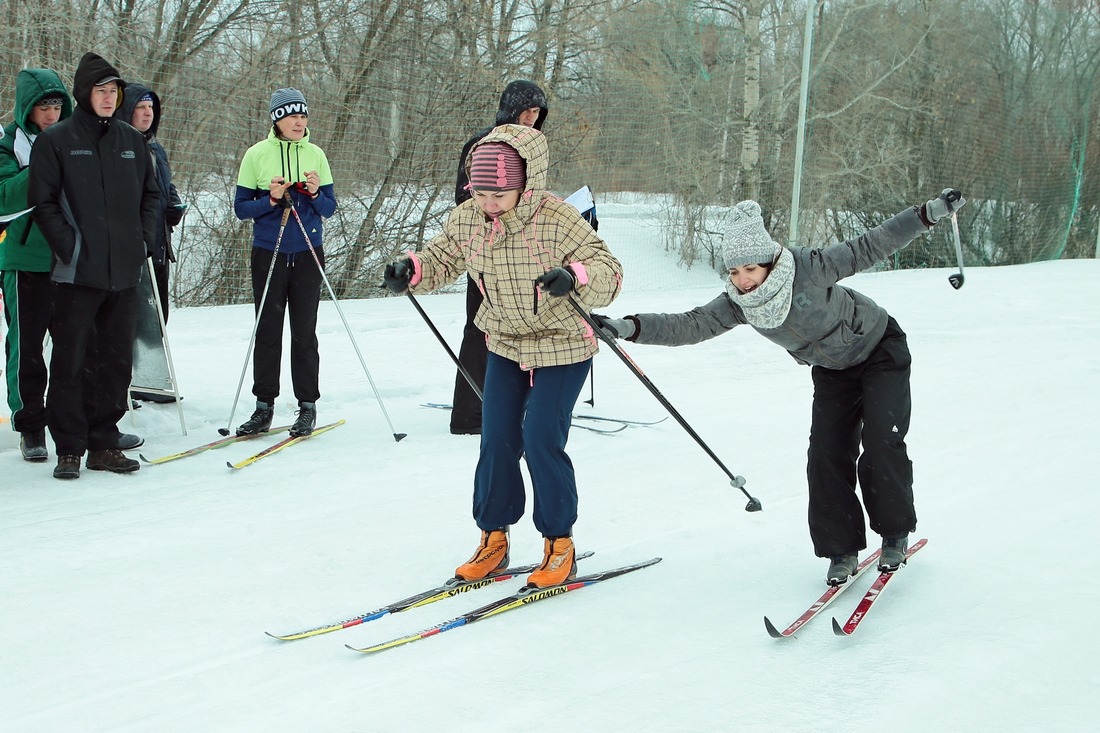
[723,200,782,269]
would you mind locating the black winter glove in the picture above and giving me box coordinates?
[920,188,966,226]
[535,267,576,297]
[165,205,185,227]
[592,313,635,340]
[383,258,413,294]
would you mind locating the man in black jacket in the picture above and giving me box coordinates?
[28,52,160,480]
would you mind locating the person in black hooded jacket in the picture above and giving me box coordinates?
[115,82,184,323]
[27,52,160,480]
[447,80,548,436]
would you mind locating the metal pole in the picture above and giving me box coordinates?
[219,206,292,436]
[566,296,762,512]
[287,202,406,442]
[788,0,819,247]
[405,291,483,401]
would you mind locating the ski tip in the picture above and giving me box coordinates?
[138,454,151,463]
[763,616,786,639]
[831,617,851,636]
[226,461,238,470]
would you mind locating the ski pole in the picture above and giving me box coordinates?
[287,200,406,442]
[404,292,484,401]
[584,362,595,407]
[219,205,292,436]
[566,295,762,512]
[948,211,965,289]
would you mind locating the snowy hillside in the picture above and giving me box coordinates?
[3,248,1098,731]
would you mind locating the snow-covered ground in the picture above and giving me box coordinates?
[3,208,1098,730]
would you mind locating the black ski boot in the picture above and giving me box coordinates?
[290,402,316,437]
[236,402,274,436]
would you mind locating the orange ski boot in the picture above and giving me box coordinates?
[525,536,577,589]
[454,528,510,581]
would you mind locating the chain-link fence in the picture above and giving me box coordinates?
[2,0,1097,308]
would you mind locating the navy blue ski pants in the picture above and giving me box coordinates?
[472,352,591,538]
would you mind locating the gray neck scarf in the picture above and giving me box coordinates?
[725,248,795,329]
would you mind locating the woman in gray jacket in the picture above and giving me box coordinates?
[597,190,964,585]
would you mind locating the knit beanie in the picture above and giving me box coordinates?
[723,200,782,269]
[468,142,526,191]
[270,87,308,123]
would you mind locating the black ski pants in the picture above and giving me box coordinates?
[2,270,53,433]
[47,283,138,456]
[250,247,324,407]
[806,316,917,558]
[450,275,488,433]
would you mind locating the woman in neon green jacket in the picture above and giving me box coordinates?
[233,87,336,438]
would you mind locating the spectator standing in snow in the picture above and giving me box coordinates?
[232,87,336,439]
[447,80,549,436]
[384,124,623,591]
[115,83,185,324]
[0,68,71,463]
[595,190,965,584]
[28,52,160,479]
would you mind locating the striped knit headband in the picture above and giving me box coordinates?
[468,142,526,191]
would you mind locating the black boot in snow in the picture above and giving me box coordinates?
[290,402,316,437]
[236,402,274,436]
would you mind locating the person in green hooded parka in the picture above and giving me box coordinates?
[0,68,73,462]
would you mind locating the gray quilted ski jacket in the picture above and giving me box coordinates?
[626,206,930,370]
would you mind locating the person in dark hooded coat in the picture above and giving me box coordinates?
[115,82,184,323]
[0,67,72,462]
[27,52,160,479]
[447,80,549,436]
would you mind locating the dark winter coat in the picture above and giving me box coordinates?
[0,68,73,272]
[115,82,183,266]
[27,52,160,291]
[625,207,931,370]
[454,80,548,205]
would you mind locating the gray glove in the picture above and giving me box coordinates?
[922,188,966,226]
[592,313,635,340]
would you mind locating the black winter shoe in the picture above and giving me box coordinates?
[117,433,144,450]
[21,429,49,462]
[54,454,81,479]
[290,402,316,437]
[236,402,274,436]
[86,448,140,473]
[878,535,909,572]
[827,553,858,586]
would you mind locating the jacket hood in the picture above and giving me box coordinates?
[72,52,125,117]
[115,82,160,137]
[14,68,73,133]
[494,80,548,130]
[466,124,549,224]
